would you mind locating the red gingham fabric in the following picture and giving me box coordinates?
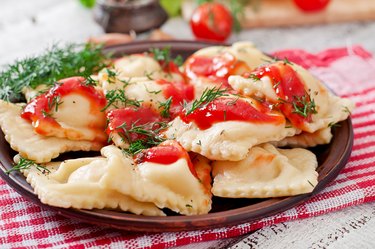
[1,45,375,249]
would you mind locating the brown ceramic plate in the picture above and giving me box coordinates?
[0,40,353,232]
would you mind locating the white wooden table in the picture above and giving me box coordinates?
[1,0,375,248]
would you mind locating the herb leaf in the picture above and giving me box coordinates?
[6,157,50,174]
[159,97,173,118]
[118,121,169,156]
[184,86,228,115]
[291,94,317,118]
[149,47,183,68]
[0,43,108,102]
[102,89,142,111]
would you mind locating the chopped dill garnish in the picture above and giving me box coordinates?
[307,180,315,188]
[273,81,281,89]
[282,57,293,65]
[85,75,98,86]
[149,47,183,69]
[6,157,50,175]
[118,121,169,156]
[48,95,63,112]
[0,43,109,102]
[226,97,239,106]
[158,97,173,118]
[42,110,53,118]
[144,71,155,80]
[102,89,142,111]
[247,73,261,81]
[184,86,228,115]
[343,106,352,115]
[291,94,318,118]
[144,85,162,95]
[276,93,317,118]
[122,140,149,156]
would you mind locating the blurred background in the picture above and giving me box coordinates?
[1,0,375,64]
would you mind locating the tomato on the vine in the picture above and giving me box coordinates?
[293,0,331,12]
[190,2,233,42]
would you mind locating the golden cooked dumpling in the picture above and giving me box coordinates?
[165,95,298,161]
[212,143,318,198]
[183,41,271,97]
[21,156,164,216]
[112,54,184,83]
[229,61,354,133]
[272,127,333,148]
[21,77,107,143]
[0,100,102,163]
[100,141,212,215]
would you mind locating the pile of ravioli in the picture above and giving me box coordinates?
[0,42,354,216]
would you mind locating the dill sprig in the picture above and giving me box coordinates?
[149,47,183,68]
[0,43,109,102]
[48,95,64,112]
[118,121,169,156]
[291,94,317,118]
[159,97,173,118]
[102,89,142,111]
[276,92,318,118]
[184,86,228,115]
[6,157,50,175]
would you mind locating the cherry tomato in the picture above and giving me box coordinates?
[293,0,331,12]
[190,2,233,42]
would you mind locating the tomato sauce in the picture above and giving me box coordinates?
[248,62,313,130]
[180,97,285,130]
[21,77,107,136]
[184,52,250,87]
[155,79,195,118]
[134,140,198,178]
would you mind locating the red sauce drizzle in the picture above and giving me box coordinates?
[134,140,198,178]
[155,79,195,118]
[184,52,250,87]
[21,77,107,136]
[180,97,285,130]
[106,106,164,141]
[249,63,312,129]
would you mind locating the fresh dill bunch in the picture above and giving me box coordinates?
[6,157,50,175]
[0,43,109,102]
[184,86,228,115]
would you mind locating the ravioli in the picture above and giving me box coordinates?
[272,127,333,148]
[113,54,184,83]
[0,100,102,163]
[212,143,318,198]
[100,143,212,215]
[183,42,271,97]
[165,96,298,161]
[22,156,164,216]
[21,77,107,142]
[229,61,355,133]
[100,76,167,111]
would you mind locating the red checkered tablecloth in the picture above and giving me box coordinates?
[1,45,375,249]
